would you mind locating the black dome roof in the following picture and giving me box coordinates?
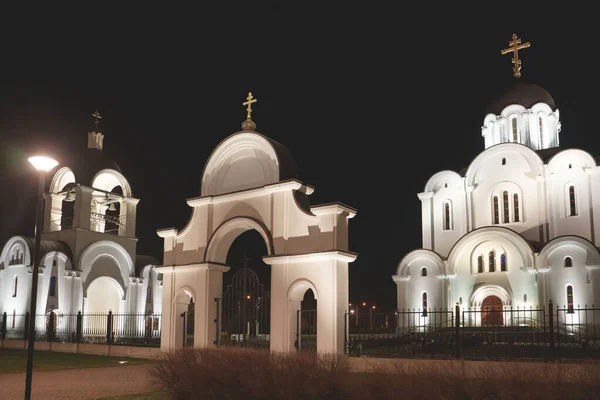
[486,82,556,115]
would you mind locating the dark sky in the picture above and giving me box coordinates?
[0,5,598,310]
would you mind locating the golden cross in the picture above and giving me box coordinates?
[501,33,531,78]
[92,110,102,131]
[242,92,257,119]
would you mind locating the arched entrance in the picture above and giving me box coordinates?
[481,295,503,326]
[174,288,195,348]
[156,126,357,354]
[84,277,124,341]
[297,288,317,352]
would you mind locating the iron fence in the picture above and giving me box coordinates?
[344,301,600,360]
[1,311,161,347]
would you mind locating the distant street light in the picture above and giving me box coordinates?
[24,155,58,400]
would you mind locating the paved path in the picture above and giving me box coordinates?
[0,364,160,400]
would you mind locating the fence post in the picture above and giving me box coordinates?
[24,312,30,340]
[76,312,82,343]
[343,312,347,355]
[106,311,113,345]
[548,299,554,349]
[48,312,55,342]
[455,303,461,357]
[1,312,7,340]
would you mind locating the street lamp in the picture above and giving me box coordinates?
[24,155,58,400]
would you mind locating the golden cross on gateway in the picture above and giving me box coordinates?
[92,109,102,131]
[242,92,257,119]
[501,33,531,78]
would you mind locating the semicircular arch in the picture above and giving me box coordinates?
[396,249,445,276]
[91,169,132,197]
[447,227,534,274]
[78,241,134,296]
[49,167,76,193]
[204,216,274,264]
[538,235,600,267]
[287,278,319,301]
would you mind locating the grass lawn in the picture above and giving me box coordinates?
[0,348,154,374]
[96,390,166,400]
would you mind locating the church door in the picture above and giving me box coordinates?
[481,296,503,326]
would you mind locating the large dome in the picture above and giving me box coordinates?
[486,82,556,115]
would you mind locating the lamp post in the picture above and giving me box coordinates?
[24,156,58,400]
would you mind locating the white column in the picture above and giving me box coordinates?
[120,198,140,237]
[73,186,93,230]
[193,263,229,348]
[44,193,65,232]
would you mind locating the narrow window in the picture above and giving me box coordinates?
[422,292,428,317]
[12,276,18,297]
[500,254,507,271]
[443,202,451,230]
[146,286,152,303]
[477,256,484,273]
[503,191,510,223]
[421,267,427,277]
[569,186,577,216]
[566,285,574,313]
[444,183,448,188]
[568,164,572,169]
[511,117,518,142]
[493,196,499,224]
[12,310,16,329]
[49,276,56,297]
[565,257,573,268]
[489,251,496,272]
[538,115,544,148]
[502,158,506,165]
[513,193,520,222]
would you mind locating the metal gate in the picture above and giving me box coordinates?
[296,310,317,352]
[216,267,270,349]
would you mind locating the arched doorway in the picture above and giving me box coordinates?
[84,277,123,342]
[174,288,194,348]
[481,295,503,326]
[218,229,271,349]
[298,288,317,352]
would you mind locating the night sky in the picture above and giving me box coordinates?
[0,6,597,310]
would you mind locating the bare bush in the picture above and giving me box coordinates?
[151,348,600,400]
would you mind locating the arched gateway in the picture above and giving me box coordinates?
[157,94,357,354]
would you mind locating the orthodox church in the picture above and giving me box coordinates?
[394,36,600,324]
[0,113,162,333]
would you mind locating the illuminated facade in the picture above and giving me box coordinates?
[0,115,162,334]
[157,97,357,354]
[394,83,600,319]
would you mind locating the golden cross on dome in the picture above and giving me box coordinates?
[242,92,257,120]
[92,110,102,131]
[501,33,531,78]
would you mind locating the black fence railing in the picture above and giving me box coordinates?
[345,301,600,360]
[1,311,161,347]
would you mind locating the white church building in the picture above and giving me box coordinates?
[394,81,600,324]
[0,114,162,339]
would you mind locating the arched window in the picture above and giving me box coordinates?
[503,191,510,223]
[513,193,520,222]
[421,267,427,277]
[422,292,428,317]
[493,196,499,224]
[511,116,518,142]
[500,254,507,271]
[489,251,496,272]
[146,286,152,303]
[12,275,18,297]
[564,257,573,268]
[501,158,506,166]
[12,310,16,329]
[568,186,577,216]
[443,202,452,231]
[49,276,56,297]
[566,285,574,313]
[538,115,544,148]
[477,256,484,273]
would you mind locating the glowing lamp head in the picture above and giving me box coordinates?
[28,156,58,172]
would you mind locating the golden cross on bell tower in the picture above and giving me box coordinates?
[92,109,102,131]
[501,33,531,78]
[243,92,257,120]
